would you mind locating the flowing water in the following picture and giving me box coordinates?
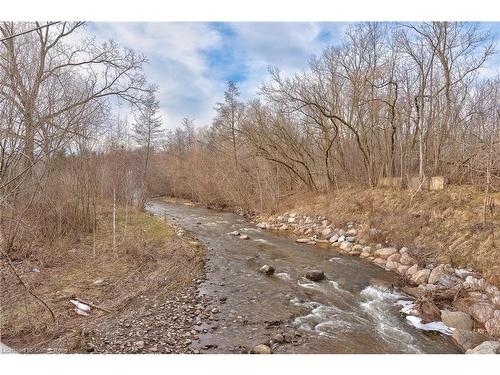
[146,200,460,354]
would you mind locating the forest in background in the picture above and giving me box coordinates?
[1,21,499,265]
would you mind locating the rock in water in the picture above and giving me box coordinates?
[441,310,473,331]
[259,265,275,276]
[239,234,250,240]
[466,341,500,354]
[250,344,272,354]
[305,270,325,282]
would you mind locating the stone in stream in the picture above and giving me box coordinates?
[250,344,272,354]
[466,341,500,354]
[230,231,240,236]
[296,238,309,243]
[441,310,473,331]
[256,222,268,229]
[259,265,275,276]
[305,270,325,282]
[239,234,250,240]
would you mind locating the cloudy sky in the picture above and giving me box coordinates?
[85,22,499,130]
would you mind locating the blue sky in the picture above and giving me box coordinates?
[85,22,499,130]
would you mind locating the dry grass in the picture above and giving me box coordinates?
[276,185,500,285]
[0,208,205,352]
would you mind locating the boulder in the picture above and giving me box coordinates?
[345,236,356,242]
[338,235,345,242]
[256,222,268,229]
[466,341,500,354]
[441,310,473,331]
[399,253,416,266]
[386,261,399,271]
[399,247,409,254]
[339,241,353,251]
[329,234,339,243]
[362,246,372,254]
[465,276,485,291]
[259,265,275,276]
[321,228,334,239]
[470,302,495,324]
[452,329,490,351]
[373,258,386,267]
[397,264,409,275]
[411,269,431,285]
[428,264,449,285]
[387,253,401,263]
[360,252,371,259]
[346,228,357,236]
[455,268,475,280]
[406,264,419,278]
[305,270,325,282]
[437,274,462,288]
[485,317,500,337]
[250,344,272,354]
[273,333,285,344]
[374,247,397,259]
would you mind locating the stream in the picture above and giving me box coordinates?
[146,200,460,354]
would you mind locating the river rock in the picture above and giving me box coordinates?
[470,302,495,324]
[346,228,357,236]
[256,222,268,229]
[387,253,401,263]
[406,264,419,278]
[340,241,353,251]
[329,234,339,243]
[465,276,485,291]
[455,268,475,280]
[338,235,345,242]
[273,333,285,344]
[374,247,397,259]
[305,270,325,282]
[428,264,448,285]
[360,252,370,259]
[399,253,416,266]
[397,264,409,275]
[230,231,240,236]
[386,261,399,271]
[466,341,500,354]
[251,344,272,354]
[441,310,473,331]
[259,265,275,276]
[345,236,356,242]
[239,234,250,240]
[373,258,386,267]
[362,246,372,254]
[321,228,334,239]
[411,269,431,285]
[296,238,309,243]
[452,329,490,351]
[485,317,500,337]
[399,247,409,254]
